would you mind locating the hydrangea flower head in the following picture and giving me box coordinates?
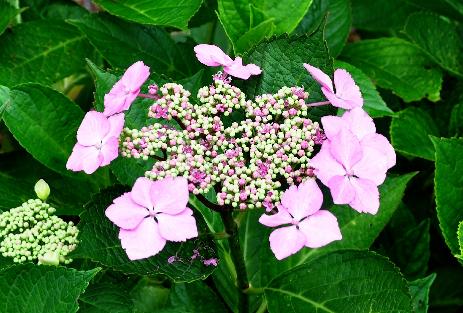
[105,176,198,260]
[304,64,363,109]
[103,61,150,116]
[259,179,341,260]
[194,44,261,79]
[66,111,124,174]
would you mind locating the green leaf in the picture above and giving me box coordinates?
[41,2,90,20]
[217,0,313,54]
[0,85,10,119]
[110,157,156,186]
[293,0,328,35]
[409,273,436,313]
[334,60,393,117]
[449,102,463,136]
[161,281,228,313]
[93,0,203,30]
[130,279,170,312]
[2,84,109,182]
[429,267,463,310]
[86,60,117,112]
[265,250,412,313]
[71,187,218,282]
[404,12,463,77]
[295,0,352,57]
[351,0,416,31]
[405,0,463,23]
[188,196,224,234]
[391,219,431,278]
[432,137,463,256]
[79,281,134,313]
[0,264,99,313]
[242,173,416,289]
[0,20,95,87]
[390,107,440,161]
[458,221,463,259]
[240,28,335,121]
[68,14,199,78]
[0,1,19,36]
[0,152,102,215]
[232,18,275,55]
[341,38,443,102]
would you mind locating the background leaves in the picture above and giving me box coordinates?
[0,20,95,86]
[93,0,203,30]
[265,250,412,313]
[0,264,99,313]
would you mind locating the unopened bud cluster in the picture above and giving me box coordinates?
[0,199,78,264]
[121,74,324,210]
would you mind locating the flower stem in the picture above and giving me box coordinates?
[307,100,330,107]
[220,210,249,313]
[137,93,158,99]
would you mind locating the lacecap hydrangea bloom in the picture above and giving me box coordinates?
[66,45,395,261]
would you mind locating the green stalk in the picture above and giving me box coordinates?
[220,210,249,313]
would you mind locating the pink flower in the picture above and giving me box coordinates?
[105,177,198,260]
[310,127,390,214]
[66,111,124,174]
[303,64,363,110]
[194,44,261,80]
[203,258,218,266]
[103,61,150,116]
[259,180,342,260]
[321,108,396,169]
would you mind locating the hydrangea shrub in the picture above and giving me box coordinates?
[0,1,462,313]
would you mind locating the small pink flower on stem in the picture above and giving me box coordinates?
[66,111,124,174]
[194,44,261,80]
[259,179,342,260]
[304,64,363,110]
[203,258,218,266]
[103,61,150,116]
[105,177,198,260]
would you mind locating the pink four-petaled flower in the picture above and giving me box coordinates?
[304,64,363,110]
[66,111,124,174]
[103,61,150,116]
[194,44,261,80]
[259,179,342,260]
[105,177,198,260]
[310,108,396,214]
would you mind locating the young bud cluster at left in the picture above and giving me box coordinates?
[0,198,78,264]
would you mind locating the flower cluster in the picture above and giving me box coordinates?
[0,198,78,265]
[306,66,395,214]
[121,78,323,211]
[66,44,396,261]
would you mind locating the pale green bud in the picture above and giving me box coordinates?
[38,250,60,266]
[34,179,50,201]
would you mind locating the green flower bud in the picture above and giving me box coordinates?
[38,250,60,266]
[34,179,50,201]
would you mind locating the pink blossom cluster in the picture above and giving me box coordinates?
[65,44,396,261]
[67,61,150,174]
